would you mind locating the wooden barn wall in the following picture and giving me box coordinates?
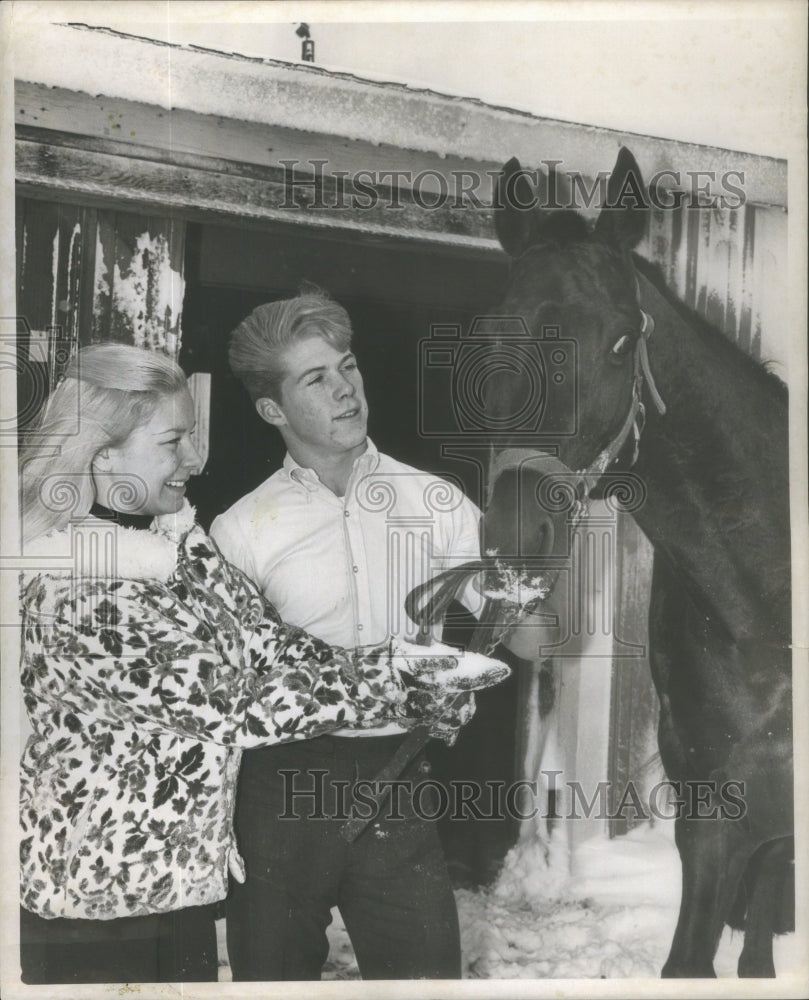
[15,198,185,430]
[640,201,788,369]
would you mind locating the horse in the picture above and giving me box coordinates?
[478,148,793,978]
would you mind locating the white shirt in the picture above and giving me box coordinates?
[210,439,482,736]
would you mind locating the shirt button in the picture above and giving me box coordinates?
[352,565,359,574]
[344,510,350,517]
[357,624,363,631]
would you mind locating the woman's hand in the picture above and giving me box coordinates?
[352,639,509,740]
[387,638,510,692]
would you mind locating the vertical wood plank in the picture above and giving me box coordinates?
[669,204,688,302]
[722,205,746,345]
[608,514,659,836]
[16,200,58,345]
[91,207,117,345]
[693,207,713,318]
[77,205,99,348]
[106,212,186,355]
[750,206,788,373]
[737,205,756,357]
[703,207,731,334]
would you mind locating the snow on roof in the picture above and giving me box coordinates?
[13,21,786,206]
[12,22,568,160]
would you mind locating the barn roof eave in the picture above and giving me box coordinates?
[12,21,787,209]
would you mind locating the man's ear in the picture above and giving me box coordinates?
[256,397,286,427]
[92,447,111,469]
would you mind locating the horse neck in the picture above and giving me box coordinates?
[630,272,790,631]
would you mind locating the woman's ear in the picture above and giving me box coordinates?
[256,397,286,427]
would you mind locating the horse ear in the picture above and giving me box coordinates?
[495,157,540,258]
[594,147,649,251]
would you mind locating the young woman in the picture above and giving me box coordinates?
[17,343,507,985]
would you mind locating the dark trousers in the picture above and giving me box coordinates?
[226,734,461,981]
[20,903,218,984]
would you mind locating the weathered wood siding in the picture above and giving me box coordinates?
[15,199,185,428]
[641,202,789,372]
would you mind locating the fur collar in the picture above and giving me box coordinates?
[23,501,197,583]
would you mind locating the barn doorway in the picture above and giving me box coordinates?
[180,218,522,885]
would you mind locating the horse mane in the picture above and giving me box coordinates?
[519,212,787,402]
[631,252,788,400]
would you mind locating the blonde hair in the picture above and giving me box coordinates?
[20,344,187,543]
[228,287,352,403]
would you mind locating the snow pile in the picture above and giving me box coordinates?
[457,824,680,979]
[490,826,573,908]
[322,912,361,980]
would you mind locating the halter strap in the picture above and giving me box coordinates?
[575,271,666,500]
[637,317,667,415]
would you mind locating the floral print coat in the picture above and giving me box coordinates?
[19,503,419,921]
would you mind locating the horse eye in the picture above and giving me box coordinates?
[611,335,632,357]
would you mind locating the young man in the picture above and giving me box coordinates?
[210,289,484,981]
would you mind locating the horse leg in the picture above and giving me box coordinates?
[662,815,752,977]
[737,836,794,978]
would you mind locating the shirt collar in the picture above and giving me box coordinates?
[284,438,380,492]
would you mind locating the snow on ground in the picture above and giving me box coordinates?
[217,820,800,982]
[456,823,681,980]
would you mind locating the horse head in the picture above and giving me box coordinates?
[410,150,661,655]
[482,148,663,565]
[406,448,574,659]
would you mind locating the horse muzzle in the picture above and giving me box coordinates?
[406,450,578,655]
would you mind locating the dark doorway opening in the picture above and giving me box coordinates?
[180,218,520,885]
